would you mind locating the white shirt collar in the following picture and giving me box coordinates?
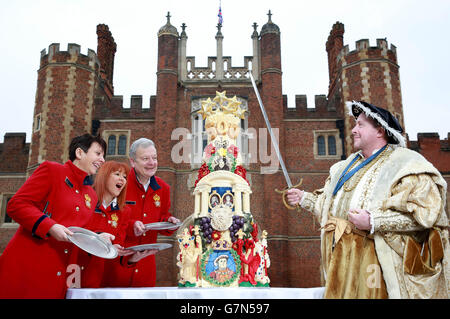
[142,178,151,192]
[102,197,118,209]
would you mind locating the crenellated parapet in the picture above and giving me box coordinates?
[0,133,30,173]
[184,55,254,82]
[408,133,450,173]
[336,38,398,68]
[178,17,260,86]
[283,94,339,120]
[94,95,155,119]
[39,43,100,72]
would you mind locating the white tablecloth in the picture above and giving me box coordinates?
[66,286,325,299]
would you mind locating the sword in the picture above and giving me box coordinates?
[249,73,302,209]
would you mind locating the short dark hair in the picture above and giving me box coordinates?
[69,134,107,161]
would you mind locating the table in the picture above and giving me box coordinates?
[66,286,325,299]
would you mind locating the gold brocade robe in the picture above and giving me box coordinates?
[301,145,449,299]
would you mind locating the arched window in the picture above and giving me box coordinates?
[107,135,116,155]
[118,135,127,155]
[328,135,336,155]
[104,131,130,157]
[317,136,326,156]
[314,130,340,158]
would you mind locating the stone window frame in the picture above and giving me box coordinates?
[0,193,18,228]
[102,130,131,158]
[190,97,249,169]
[34,113,42,132]
[313,130,342,159]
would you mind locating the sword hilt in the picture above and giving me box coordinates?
[275,179,303,211]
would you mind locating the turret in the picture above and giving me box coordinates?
[28,42,101,173]
[155,12,179,167]
[258,10,283,141]
[257,11,286,284]
[259,10,281,77]
[326,22,404,156]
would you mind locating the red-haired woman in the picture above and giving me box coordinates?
[79,161,152,288]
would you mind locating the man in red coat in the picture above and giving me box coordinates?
[0,134,106,298]
[104,138,180,287]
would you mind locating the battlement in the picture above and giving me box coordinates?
[177,19,259,85]
[283,94,339,119]
[94,95,156,119]
[409,132,450,151]
[408,132,450,173]
[183,55,253,82]
[39,43,100,70]
[337,38,398,65]
[0,133,30,173]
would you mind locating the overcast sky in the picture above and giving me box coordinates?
[1,0,449,143]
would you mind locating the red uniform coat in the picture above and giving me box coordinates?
[103,169,174,287]
[78,203,131,288]
[0,161,97,299]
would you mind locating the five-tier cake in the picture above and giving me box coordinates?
[176,91,270,287]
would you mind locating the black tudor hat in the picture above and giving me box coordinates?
[346,100,406,147]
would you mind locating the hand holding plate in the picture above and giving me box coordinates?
[114,244,134,256]
[128,249,159,263]
[167,216,181,224]
[134,220,146,236]
[98,232,115,244]
[67,226,118,259]
[48,224,74,242]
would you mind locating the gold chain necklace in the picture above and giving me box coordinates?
[343,146,390,193]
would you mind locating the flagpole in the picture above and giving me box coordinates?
[218,0,223,25]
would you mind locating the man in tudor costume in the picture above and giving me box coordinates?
[103,138,180,287]
[287,101,449,299]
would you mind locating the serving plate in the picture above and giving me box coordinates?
[67,226,118,259]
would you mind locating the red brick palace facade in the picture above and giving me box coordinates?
[0,12,449,287]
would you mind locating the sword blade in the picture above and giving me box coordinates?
[249,73,293,188]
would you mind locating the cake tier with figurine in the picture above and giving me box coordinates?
[176,91,270,288]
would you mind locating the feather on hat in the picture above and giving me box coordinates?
[346,100,406,147]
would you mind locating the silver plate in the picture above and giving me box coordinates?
[67,226,118,259]
[144,222,181,230]
[125,243,172,252]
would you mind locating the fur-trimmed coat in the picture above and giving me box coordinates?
[301,146,449,298]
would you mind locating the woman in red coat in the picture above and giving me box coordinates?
[79,161,151,288]
[0,134,106,299]
[103,138,180,287]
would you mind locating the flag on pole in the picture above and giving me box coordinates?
[218,1,223,25]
